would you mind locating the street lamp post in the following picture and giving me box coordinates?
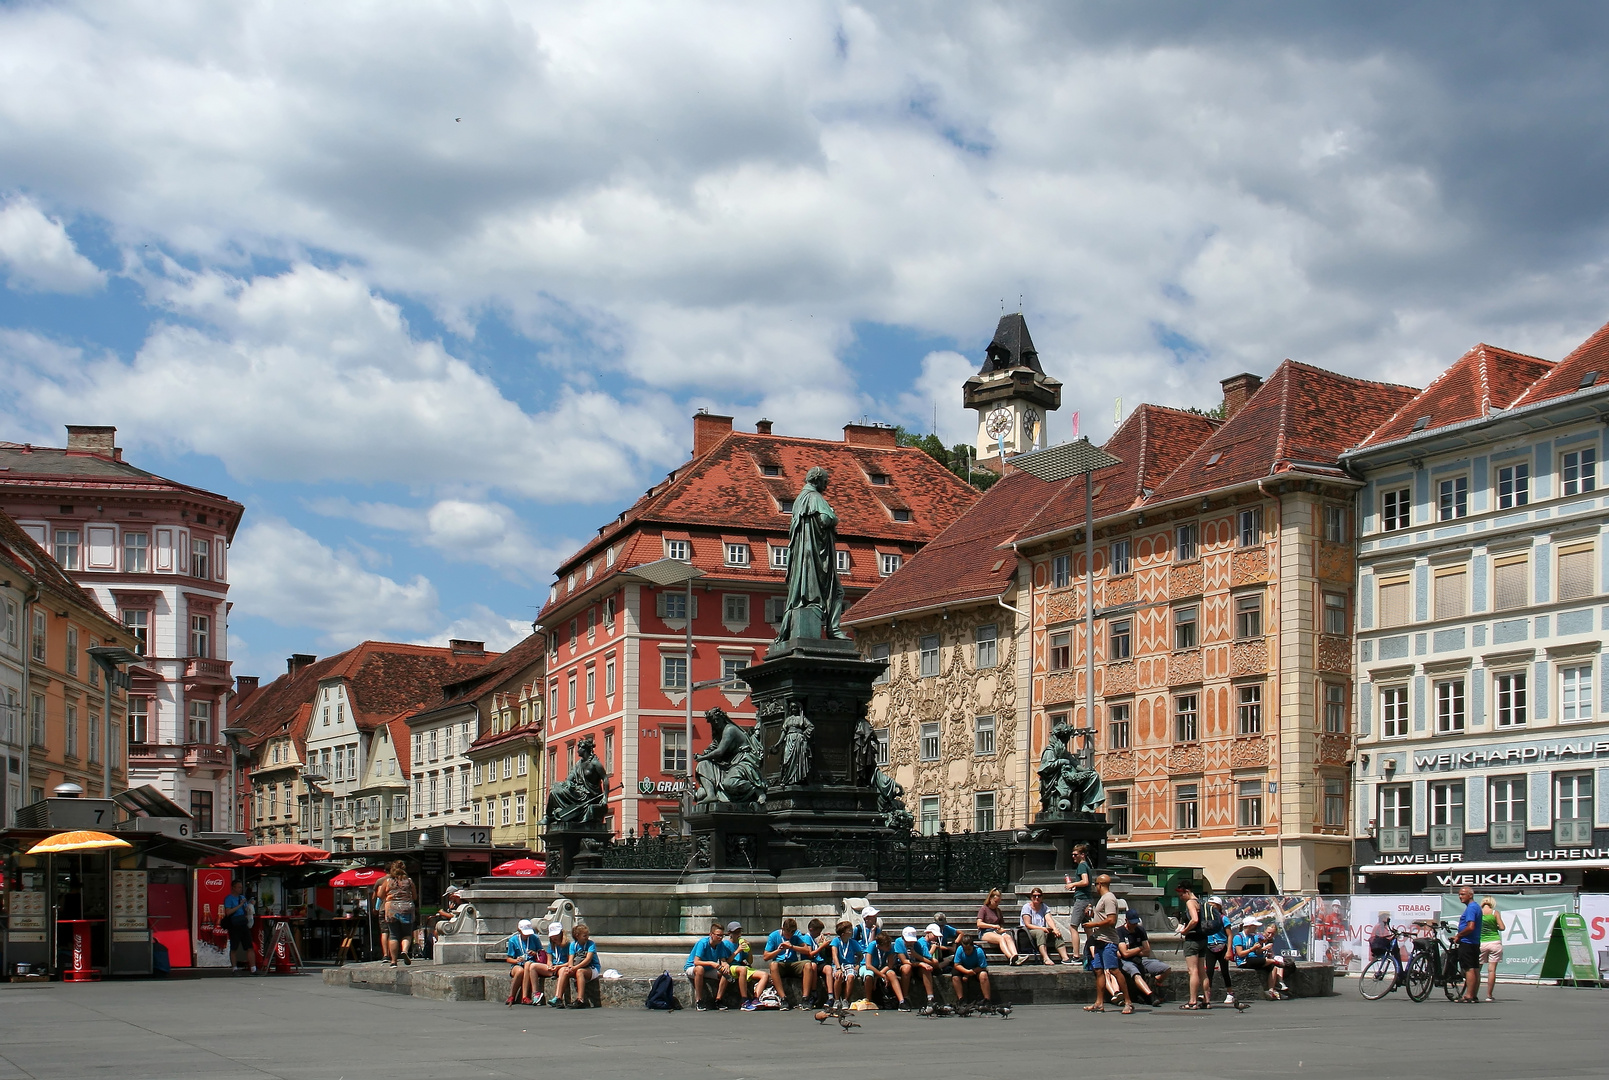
[87,645,141,799]
[628,557,707,834]
[1010,438,1122,809]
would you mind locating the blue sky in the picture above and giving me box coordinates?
[4,3,1609,679]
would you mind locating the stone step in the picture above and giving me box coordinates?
[326,960,1334,1008]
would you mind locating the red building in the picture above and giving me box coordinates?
[536,413,980,836]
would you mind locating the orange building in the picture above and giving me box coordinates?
[1010,365,1417,893]
[0,510,140,819]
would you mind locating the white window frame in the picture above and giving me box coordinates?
[974,623,998,669]
[1488,775,1526,849]
[1561,447,1597,497]
[725,543,750,567]
[1050,554,1070,589]
[919,722,940,762]
[1494,670,1527,728]
[973,791,996,833]
[1434,678,1465,734]
[770,546,789,570]
[1437,475,1469,521]
[1175,523,1198,561]
[879,552,901,576]
[1236,684,1263,735]
[919,634,941,678]
[1175,782,1200,831]
[1110,538,1131,576]
[1380,684,1409,739]
[665,538,690,561]
[1560,663,1594,723]
[973,714,995,756]
[1382,487,1410,532]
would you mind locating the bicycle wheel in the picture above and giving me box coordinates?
[1442,953,1462,1001]
[1358,956,1397,1000]
[1405,951,1434,1002]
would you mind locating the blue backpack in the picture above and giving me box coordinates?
[645,970,681,1010]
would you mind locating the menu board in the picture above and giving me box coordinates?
[111,871,149,933]
[9,889,46,930]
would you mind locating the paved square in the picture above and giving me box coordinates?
[0,976,1599,1080]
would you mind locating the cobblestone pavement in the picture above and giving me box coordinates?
[0,974,1598,1080]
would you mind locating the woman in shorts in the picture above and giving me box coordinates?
[1478,897,1506,1002]
[374,861,416,967]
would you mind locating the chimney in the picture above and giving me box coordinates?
[286,653,317,676]
[449,639,486,657]
[1219,373,1263,421]
[843,423,898,448]
[65,425,117,456]
[692,411,734,456]
[755,419,773,435]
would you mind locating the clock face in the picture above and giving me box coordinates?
[1023,410,1040,445]
[985,407,1014,440]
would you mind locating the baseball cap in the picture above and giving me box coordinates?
[517,919,533,933]
[547,922,564,936]
[924,923,941,937]
[862,906,880,918]
[902,926,919,942]
[444,885,462,896]
[1207,895,1224,906]
[1125,909,1142,922]
[1242,917,1262,927]
[726,921,743,933]
[934,912,948,922]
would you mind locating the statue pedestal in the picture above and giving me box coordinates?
[1012,811,1112,887]
[740,639,897,854]
[685,808,771,872]
[542,824,612,879]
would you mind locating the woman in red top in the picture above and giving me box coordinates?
[975,888,1024,965]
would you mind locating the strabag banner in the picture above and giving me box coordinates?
[1319,895,1439,971]
[1440,891,1574,980]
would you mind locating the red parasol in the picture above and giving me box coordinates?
[328,866,389,888]
[491,857,548,877]
[209,843,332,868]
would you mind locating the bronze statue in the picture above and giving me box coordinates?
[871,769,914,832]
[779,701,814,787]
[851,711,880,787]
[774,467,848,643]
[1037,718,1105,814]
[544,733,608,825]
[693,708,766,806]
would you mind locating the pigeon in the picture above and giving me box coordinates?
[814,1010,830,1023]
[837,1015,860,1031]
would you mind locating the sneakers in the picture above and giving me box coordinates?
[401,953,411,966]
[716,1002,731,1011]
[551,998,568,1009]
[531,992,546,1007]
[1223,993,1236,1006]
[694,1002,708,1012]
[741,1000,759,1011]
[1060,958,1078,966]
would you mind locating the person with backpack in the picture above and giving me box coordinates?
[1201,895,1236,1007]
[1174,883,1209,1009]
[374,861,417,967]
[1232,917,1289,1000]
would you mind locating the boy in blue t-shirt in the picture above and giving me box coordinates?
[505,919,543,1006]
[828,920,862,1009]
[763,917,817,1010]
[808,919,832,1006]
[949,930,991,1004]
[862,930,908,1009]
[1231,917,1288,1000]
[685,921,735,1011]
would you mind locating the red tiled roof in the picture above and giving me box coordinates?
[845,469,1064,623]
[0,444,245,540]
[539,424,979,622]
[415,632,547,722]
[1356,344,1553,449]
[235,642,501,746]
[1146,361,1419,504]
[1015,405,1220,543]
[1509,318,1609,409]
[385,711,413,778]
[467,719,545,754]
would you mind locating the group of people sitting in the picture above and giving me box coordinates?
[685,912,995,1013]
[503,920,602,1008]
[1174,884,1292,1008]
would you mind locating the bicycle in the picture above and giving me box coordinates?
[1404,920,1462,1003]
[1358,928,1414,1001]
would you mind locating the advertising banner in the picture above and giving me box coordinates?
[1323,895,1440,971]
[1219,895,1313,960]
[1441,891,1574,980]
[1580,894,1609,950]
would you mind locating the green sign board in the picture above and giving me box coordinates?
[1441,892,1573,980]
[1538,912,1600,986]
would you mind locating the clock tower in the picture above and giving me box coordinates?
[963,313,1062,472]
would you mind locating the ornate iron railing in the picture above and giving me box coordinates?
[598,832,701,871]
[801,830,1010,893]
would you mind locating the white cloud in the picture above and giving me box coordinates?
[417,604,533,654]
[0,196,104,293]
[229,517,439,648]
[1,262,682,503]
[307,495,575,580]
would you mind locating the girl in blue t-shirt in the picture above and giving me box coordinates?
[829,920,862,1009]
[554,923,601,1008]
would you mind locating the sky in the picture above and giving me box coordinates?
[4,2,1609,679]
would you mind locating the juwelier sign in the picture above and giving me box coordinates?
[1413,738,1609,772]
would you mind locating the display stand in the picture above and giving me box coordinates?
[1539,912,1601,988]
[255,916,303,974]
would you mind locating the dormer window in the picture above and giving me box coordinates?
[869,473,891,486]
[779,499,794,514]
[892,508,912,523]
[666,539,690,561]
[762,464,782,477]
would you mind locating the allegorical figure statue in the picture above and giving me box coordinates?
[779,701,814,787]
[544,733,608,825]
[1037,718,1105,814]
[775,466,849,643]
[871,769,914,832]
[851,711,880,788]
[693,708,767,806]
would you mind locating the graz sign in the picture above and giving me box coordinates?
[637,778,689,796]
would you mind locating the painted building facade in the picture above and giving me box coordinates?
[1346,328,1609,895]
[536,413,979,837]
[0,426,243,829]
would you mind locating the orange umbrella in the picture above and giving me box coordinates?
[26,830,133,855]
